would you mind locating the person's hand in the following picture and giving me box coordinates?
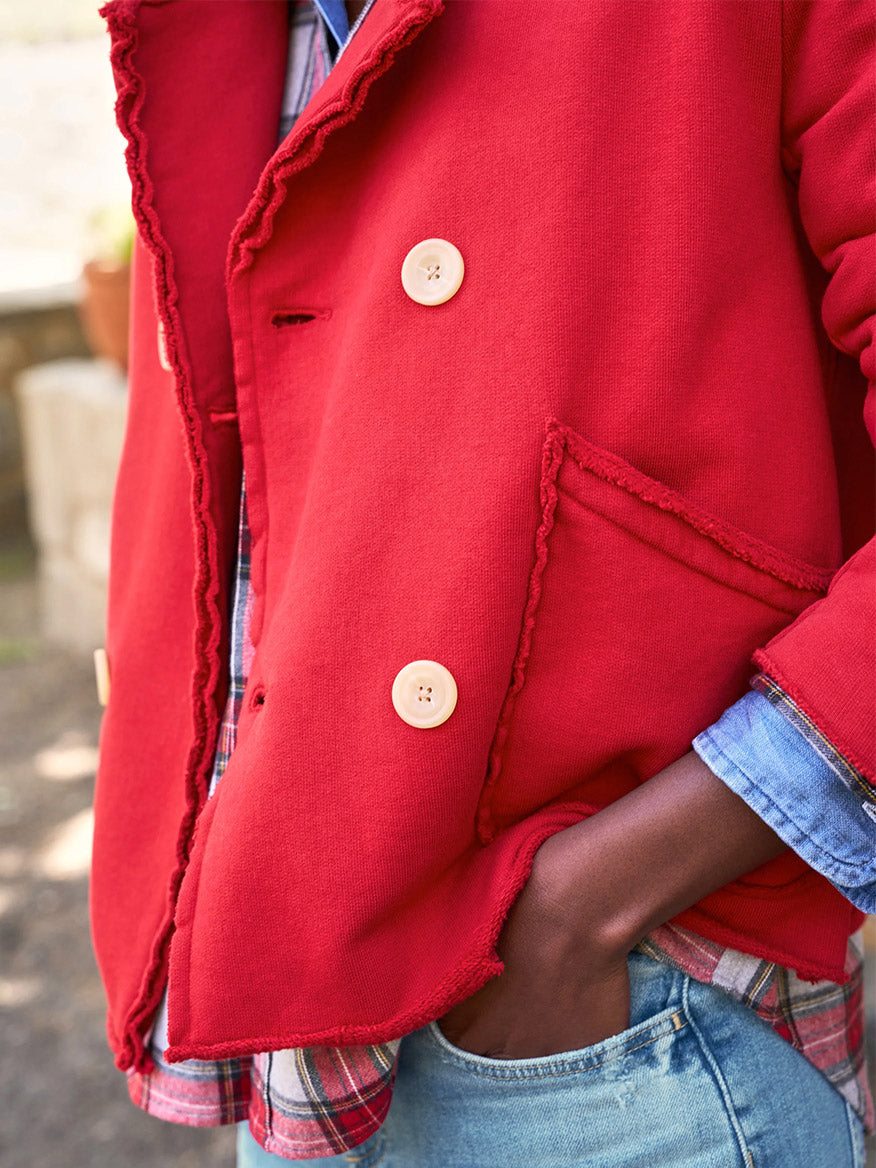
[436,750,787,1061]
[435,831,632,1060]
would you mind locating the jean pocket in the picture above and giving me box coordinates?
[423,952,688,1080]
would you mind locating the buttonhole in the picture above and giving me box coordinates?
[250,685,266,710]
[271,308,332,328]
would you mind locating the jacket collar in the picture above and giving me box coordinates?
[100,0,445,399]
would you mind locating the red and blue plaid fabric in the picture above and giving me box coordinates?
[207,483,254,799]
[124,0,872,1157]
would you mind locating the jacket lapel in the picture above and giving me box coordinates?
[228,0,445,278]
[103,0,445,305]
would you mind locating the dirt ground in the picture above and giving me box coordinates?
[0,551,873,1166]
[0,554,235,1168]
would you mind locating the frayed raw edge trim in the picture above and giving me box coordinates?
[100,0,226,1073]
[673,906,851,987]
[157,0,445,1069]
[165,951,502,1062]
[226,0,443,282]
[475,422,566,844]
[556,421,836,594]
[225,0,442,643]
[163,807,583,1062]
[752,653,876,785]
[474,415,837,844]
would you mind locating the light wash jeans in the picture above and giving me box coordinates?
[237,952,866,1168]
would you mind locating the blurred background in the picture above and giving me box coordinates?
[0,0,235,1163]
[0,1,872,1166]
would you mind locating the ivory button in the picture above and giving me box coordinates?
[94,648,111,707]
[392,660,458,728]
[401,239,464,306]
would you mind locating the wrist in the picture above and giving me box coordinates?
[524,750,787,962]
[527,825,643,964]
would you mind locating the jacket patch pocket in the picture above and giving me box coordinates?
[475,420,834,843]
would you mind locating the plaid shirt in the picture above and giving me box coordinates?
[125,1,872,1157]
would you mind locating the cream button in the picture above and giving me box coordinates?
[401,239,464,306]
[157,320,172,371]
[392,660,458,728]
[94,648,110,707]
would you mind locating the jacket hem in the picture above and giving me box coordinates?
[673,905,856,986]
[159,798,857,1061]
[162,804,588,1062]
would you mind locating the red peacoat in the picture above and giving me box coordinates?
[92,0,875,1072]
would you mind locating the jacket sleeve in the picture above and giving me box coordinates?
[751,0,876,780]
[693,677,876,913]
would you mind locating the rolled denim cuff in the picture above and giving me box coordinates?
[693,687,876,914]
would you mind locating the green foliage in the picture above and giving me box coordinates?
[86,204,135,266]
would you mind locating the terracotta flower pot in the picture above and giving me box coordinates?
[78,260,131,372]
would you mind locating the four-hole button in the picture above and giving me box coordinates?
[401,239,465,306]
[392,660,458,728]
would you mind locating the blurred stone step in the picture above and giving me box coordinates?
[14,358,126,651]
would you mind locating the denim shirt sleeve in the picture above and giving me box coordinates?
[692,674,876,914]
